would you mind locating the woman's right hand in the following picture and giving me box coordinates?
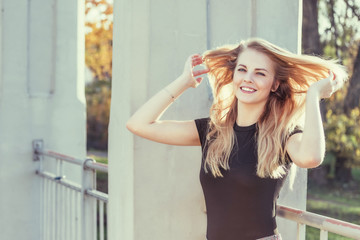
[126,53,210,146]
[181,54,209,88]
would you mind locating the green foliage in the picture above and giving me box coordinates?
[306,182,360,239]
[353,167,360,181]
[325,107,360,167]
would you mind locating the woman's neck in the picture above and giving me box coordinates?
[236,101,265,126]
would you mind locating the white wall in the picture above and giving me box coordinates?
[109,0,305,239]
[0,0,86,239]
[0,0,2,103]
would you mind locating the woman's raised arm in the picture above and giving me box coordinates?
[126,54,209,146]
[286,71,342,168]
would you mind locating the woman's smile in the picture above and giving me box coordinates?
[240,86,257,93]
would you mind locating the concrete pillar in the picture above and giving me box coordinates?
[251,1,306,239]
[109,0,305,239]
[0,0,86,239]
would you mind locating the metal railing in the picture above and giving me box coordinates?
[33,139,360,240]
[33,140,108,240]
[277,205,360,240]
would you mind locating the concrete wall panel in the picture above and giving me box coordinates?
[110,0,209,239]
[0,1,40,239]
[254,0,302,53]
[0,0,3,101]
[28,0,56,96]
[109,0,138,239]
[0,0,86,239]
[208,0,252,48]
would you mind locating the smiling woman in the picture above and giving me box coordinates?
[126,38,348,240]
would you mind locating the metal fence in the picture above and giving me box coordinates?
[33,139,360,240]
[277,205,360,240]
[33,140,108,240]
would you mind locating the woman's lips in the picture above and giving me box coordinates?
[240,86,257,93]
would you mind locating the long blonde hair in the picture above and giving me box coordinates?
[202,38,348,178]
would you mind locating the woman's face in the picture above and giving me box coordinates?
[233,48,277,107]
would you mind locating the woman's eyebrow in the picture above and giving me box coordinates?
[237,64,247,68]
[256,68,269,72]
[237,64,269,72]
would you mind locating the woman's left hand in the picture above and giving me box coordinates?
[288,71,341,168]
[308,71,342,99]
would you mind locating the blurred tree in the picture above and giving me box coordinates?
[322,0,360,182]
[86,81,111,150]
[304,0,360,182]
[321,0,359,61]
[325,108,360,182]
[85,25,113,81]
[302,0,328,120]
[342,0,360,114]
[302,0,323,55]
[85,0,113,150]
[344,43,360,114]
[85,0,113,81]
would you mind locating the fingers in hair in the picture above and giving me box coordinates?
[193,69,210,77]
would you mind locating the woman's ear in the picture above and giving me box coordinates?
[271,80,280,92]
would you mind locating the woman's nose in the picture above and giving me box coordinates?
[243,72,253,83]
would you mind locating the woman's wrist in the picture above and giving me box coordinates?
[177,73,196,89]
[162,75,192,102]
[307,85,321,102]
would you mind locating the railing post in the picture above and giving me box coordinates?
[320,229,328,240]
[297,223,305,240]
[33,139,44,161]
[81,158,97,240]
[33,139,44,239]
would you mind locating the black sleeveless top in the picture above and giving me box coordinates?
[195,118,296,240]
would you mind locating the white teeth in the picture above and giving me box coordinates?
[241,87,256,92]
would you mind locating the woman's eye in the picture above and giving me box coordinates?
[257,72,265,76]
[238,68,246,72]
